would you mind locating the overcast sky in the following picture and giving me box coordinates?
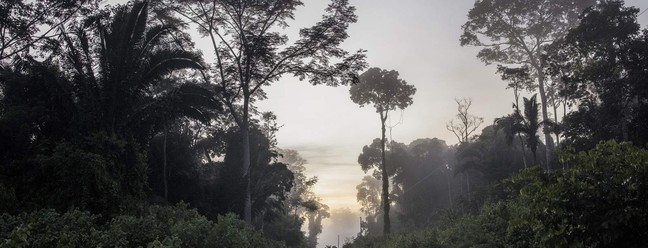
[251,1,648,246]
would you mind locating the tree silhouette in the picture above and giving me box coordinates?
[519,94,542,164]
[446,98,484,144]
[547,1,648,151]
[350,67,416,234]
[159,0,366,224]
[461,0,596,171]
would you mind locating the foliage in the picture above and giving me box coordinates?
[548,0,648,151]
[0,204,287,248]
[461,0,596,170]
[345,229,445,248]
[349,140,648,247]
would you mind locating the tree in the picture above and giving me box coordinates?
[277,148,329,248]
[159,0,366,224]
[0,2,215,215]
[547,0,648,151]
[518,94,543,164]
[461,0,596,171]
[351,67,416,234]
[446,98,484,144]
[0,0,97,63]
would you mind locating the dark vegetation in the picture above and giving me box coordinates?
[1,0,648,247]
[0,0,361,247]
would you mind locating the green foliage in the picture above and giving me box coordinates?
[548,0,648,151]
[0,204,287,248]
[348,140,648,248]
[346,229,445,248]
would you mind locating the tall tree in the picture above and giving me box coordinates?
[548,0,648,151]
[461,0,596,171]
[159,0,366,224]
[0,1,214,214]
[446,98,484,144]
[351,67,416,234]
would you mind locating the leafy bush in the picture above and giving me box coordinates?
[0,204,286,248]
[345,229,444,248]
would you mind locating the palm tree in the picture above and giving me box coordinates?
[495,94,544,167]
[63,1,209,137]
[495,105,528,168]
[518,94,542,165]
[61,1,218,201]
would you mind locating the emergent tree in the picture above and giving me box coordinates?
[350,67,416,234]
[160,0,367,224]
[461,0,595,170]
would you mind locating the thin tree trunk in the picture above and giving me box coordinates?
[446,171,452,209]
[553,105,560,144]
[537,67,554,172]
[518,134,528,168]
[163,125,168,201]
[242,95,252,224]
[380,110,390,234]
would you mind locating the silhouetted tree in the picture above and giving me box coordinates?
[547,0,648,151]
[0,0,98,62]
[0,2,214,215]
[350,67,416,234]
[519,94,542,164]
[461,0,596,171]
[159,0,366,224]
[447,98,484,144]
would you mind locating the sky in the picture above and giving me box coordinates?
[105,0,648,246]
[250,1,648,246]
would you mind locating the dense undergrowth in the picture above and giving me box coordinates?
[0,203,286,248]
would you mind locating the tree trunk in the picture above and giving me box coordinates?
[242,96,252,225]
[163,125,168,201]
[380,110,390,234]
[553,104,560,144]
[537,67,554,172]
[446,171,452,209]
[518,134,528,168]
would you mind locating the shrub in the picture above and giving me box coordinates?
[0,203,286,248]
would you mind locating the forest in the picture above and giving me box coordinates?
[0,0,647,247]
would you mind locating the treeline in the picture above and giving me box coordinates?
[347,1,648,247]
[0,0,363,247]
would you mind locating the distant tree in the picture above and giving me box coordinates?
[461,0,596,171]
[277,148,329,248]
[494,112,528,168]
[395,138,453,228]
[306,199,330,248]
[159,0,367,224]
[350,67,416,234]
[446,98,484,144]
[356,175,382,219]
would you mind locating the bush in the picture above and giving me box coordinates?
[0,203,286,248]
[345,229,444,248]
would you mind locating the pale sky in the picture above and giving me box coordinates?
[253,1,648,246]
